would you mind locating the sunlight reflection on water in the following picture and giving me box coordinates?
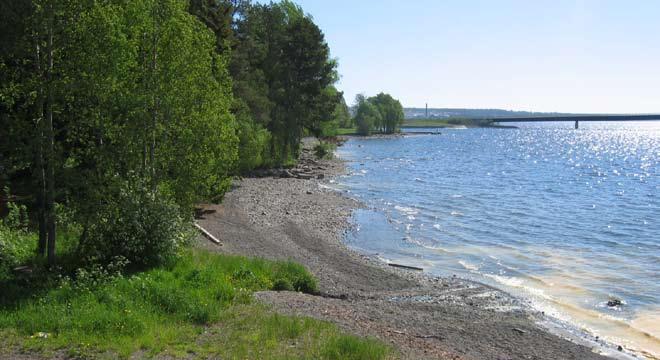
[337,121,660,358]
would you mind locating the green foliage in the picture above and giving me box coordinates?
[226,1,340,165]
[0,194,34,281]
[336,127,359,135]
[78,179,192,268]
[272,260,319,294]
[335,96,352,128]
[322,335,392,360]
[67,0,239,211]
[1,0,345,269]
[315,90,350,138]
[314,142,336,159]
[1,0,240,265]
[354,95,381,136]
[271,278,294,291]
[196,304,393,359]
[352,92,404,135]
[0,224,36,282]
[319,117,340,138]
[1,195,28,231]
[235,103,274,172]
[370,93,405,134]
[402,117,499,128]
[0,249,371,358]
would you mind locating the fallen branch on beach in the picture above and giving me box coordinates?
[388,263,423,271]
[194,222,222,245]
[387,329,443,340]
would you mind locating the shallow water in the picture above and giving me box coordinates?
[335,121,660,359]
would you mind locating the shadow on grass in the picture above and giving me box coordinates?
[0,229,85,309]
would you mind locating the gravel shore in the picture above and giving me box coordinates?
[196,139,613,360]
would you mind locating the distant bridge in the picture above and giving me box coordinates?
[488,114,660,129]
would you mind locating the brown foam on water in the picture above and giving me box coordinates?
[521,274,660,360]
[424,243,659,358]
[628,309,660,359]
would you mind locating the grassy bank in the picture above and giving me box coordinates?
[337,127,360,135]
[402,118,514,128]
[337,118,512,136]
[0,226,392,359]
[402,119,464,128]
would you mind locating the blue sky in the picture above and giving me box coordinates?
[288,0,660,113]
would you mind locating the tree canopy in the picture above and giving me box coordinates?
[0,0,343,265]
[227,0,341,165]
[352,93,404,135]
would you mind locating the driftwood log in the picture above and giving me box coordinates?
[388,263,423,271]
[194,222,222,245]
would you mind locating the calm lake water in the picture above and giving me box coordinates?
[334,121,659,359]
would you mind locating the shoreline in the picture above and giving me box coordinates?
[196,138,619,359]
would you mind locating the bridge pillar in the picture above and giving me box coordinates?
[575,120,579,129]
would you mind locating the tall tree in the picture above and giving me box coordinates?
[370,93,404,134]
[225,1,339,165]
[334,96,352,129]
[0,0,46,251]
[1,0,238,265]
[354,94,381,136]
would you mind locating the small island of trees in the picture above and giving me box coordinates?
[349,93,405,136]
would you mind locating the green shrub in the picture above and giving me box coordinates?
[272,261,319,294]
[314,141,336,159]
[292,272,318,294]
[319,119,339,138]
[322,335,391,360]
[0,225,36,282]
[235,109,274,172]
[79,180,192,268]
[2,200,28,231]
[271,278,294,291]
[0,249,392,358]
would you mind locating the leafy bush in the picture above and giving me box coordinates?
[0,224,36,282]
[272,261,319,294]
[0,250,331,356]
[319,118,339,138]
[235,108,274,172]
[314,142,336,159]
[271,278,294,291]
[355,100,381,136]
[2,201,28,231]
[0,247,391,359]
[0,195,33,280]
[322,334,392,360]
[79,181,192,268]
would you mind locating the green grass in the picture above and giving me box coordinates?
[314,142,337,159]
[0,224,81,283]
[402,117,502,128]
[0,248,392,359]
[336,127,359,135]
[401,119,458,128]
[195,305,392,359]
[0,225,36,281]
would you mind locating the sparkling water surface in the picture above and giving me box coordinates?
[335,121,659,358]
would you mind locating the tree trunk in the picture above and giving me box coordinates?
[141,33,148,175]
[34,41,47,257]
[45,1,56,266]
[150,19,158,192]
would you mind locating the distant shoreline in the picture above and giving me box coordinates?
[401,123,518,129]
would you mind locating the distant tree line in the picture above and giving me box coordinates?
[352,93,405,135]
[0,0,343,267]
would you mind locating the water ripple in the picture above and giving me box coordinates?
[342,122,660,358]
